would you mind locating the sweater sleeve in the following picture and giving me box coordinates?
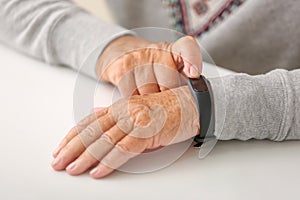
[209,68,300,141]
[0,0,133,79]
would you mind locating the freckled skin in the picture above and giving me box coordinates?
[52,86,199,178]
[96,35,202,97]
[51,35,202,178]
[127,90,182,147]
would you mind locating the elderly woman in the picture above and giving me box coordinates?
[0,0,299,178]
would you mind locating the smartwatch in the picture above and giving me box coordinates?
[187,75,215,147]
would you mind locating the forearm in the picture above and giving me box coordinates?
[209,68,300,141]
[0,0,133,79]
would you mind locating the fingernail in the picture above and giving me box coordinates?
[190,66,200,77]
[90,168,99,176]
[66,162,77,171]
[52,157,61,166]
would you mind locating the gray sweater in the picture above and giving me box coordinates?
[0,0,299,141]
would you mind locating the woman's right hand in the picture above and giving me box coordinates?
[52,86,200,178]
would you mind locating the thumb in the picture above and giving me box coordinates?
[171,36,202,78]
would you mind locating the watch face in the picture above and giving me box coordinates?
[190,76,208,92]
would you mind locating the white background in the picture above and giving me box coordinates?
[1,42,300,200]
[1,1,300,199]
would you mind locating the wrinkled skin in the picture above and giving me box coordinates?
[52,86,200,178]
[97,35,202,97]
[52,35,202,178]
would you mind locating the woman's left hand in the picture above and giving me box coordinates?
[51,86,200,178]
[97,35,202,97]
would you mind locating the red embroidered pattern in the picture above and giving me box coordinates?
[163,0,247,37]
[193,0,209,16]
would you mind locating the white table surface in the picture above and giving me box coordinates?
[1,44,300,200]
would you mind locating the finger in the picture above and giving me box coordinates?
[154,63,183,91]
[117,68,139,97]
[52,113,114,170]
[139,83,159,94]
[86,124,127,161]
[79,113,115,147]
[52,108,108,158]
[66,125,126,175]
[90,163,114,179]
[51,136,86,171]
[90,136,146,179]
[134,64,160,94]
[172,36,202,78]
[66,150,98,176]
[52,126,79,158]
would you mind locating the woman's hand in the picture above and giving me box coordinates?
[97,35,202,97]
[51,86,200,178]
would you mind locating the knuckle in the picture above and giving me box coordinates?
[81,151,98,164]
[81,125,97,138]
[130,105,151,126]
[78,114,96,127]
[118,137,146,153]
[117,139,135,153]
[95,107,108,117]
[116,143,131,153]
[101,134,116,145]
[123,52,137,67]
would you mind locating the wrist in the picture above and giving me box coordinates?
[187,76,215,146]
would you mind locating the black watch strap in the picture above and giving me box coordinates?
[187,76,215,147]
